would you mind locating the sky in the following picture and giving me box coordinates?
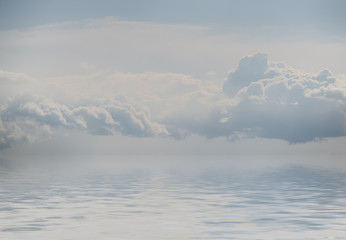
[0,0,346,155]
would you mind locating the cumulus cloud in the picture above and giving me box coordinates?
[0,93,168,149]
[161,53,346,143]
[0,67,220,149]
[223,53,275,97]
[0,53,345,149]
[219,53,346,143]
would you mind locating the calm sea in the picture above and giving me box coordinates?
[1,155,346,239]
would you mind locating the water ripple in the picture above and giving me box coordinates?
[1,155,346,239]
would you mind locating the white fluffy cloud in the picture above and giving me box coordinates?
[157,53,346,143]
[0,69,218,149]
[220,53,346,143]
[1,53,345,149]
[0,93,170,150]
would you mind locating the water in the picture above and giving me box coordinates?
[1,155,346,239]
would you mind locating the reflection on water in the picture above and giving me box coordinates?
[1,155,346,239]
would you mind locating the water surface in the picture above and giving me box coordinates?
[1,155,346,239]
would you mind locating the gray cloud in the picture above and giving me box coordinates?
[0,53,345,150]
[163,53,346,143]
[223,53,276,97]
[210,53,346,143]
[0,93,168,149]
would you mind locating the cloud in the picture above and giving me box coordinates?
[0,69,37,104]
[0,53,345,150]
[0,67,221,149]
[0,117,28,150]
[223,53,274,97]
[1,15,346,89]
[0,93,168,149]
[219,53,346,143]
[0,69,35,84]
[162,53,346,143]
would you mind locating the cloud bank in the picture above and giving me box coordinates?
[0,93,168,150]
[1,53,345,150]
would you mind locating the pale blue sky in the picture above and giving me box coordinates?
[1,0,345,37]
[0,0,346,155]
